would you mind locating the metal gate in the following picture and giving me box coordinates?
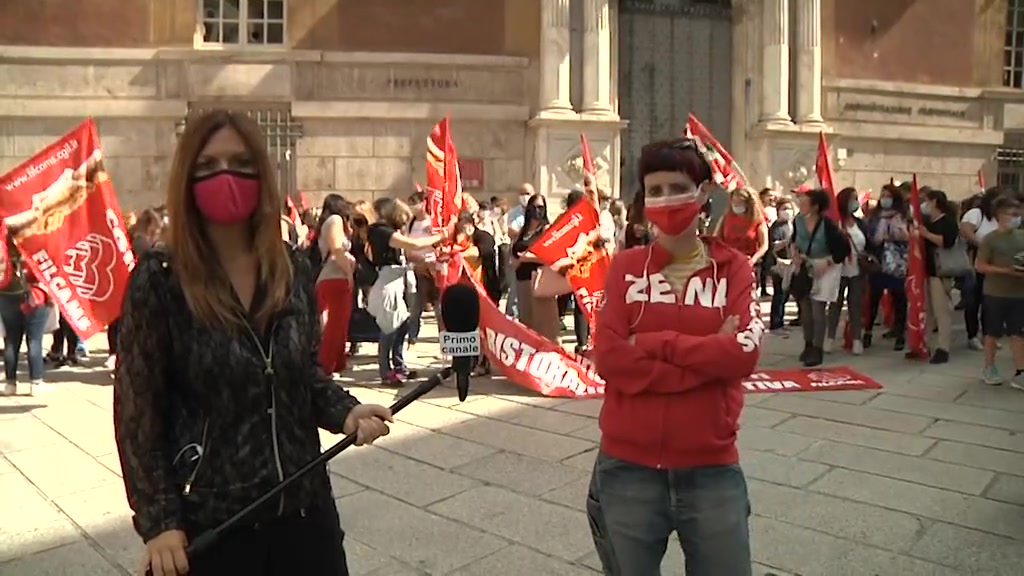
[998,132,1024,194]
[618,0,733,197]
[182,104,303,201]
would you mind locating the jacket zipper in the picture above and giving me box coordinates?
[180,419,210,497]
[244,321,285,515]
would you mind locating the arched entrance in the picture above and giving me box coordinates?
[618,0,733,197]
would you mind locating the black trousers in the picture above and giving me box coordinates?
[50,316,80,356]
[187,506,349,575]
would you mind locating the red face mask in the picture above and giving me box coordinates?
[193,172,260,224]
[644,194,704,236]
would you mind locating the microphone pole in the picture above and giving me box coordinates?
[179,367,454,561]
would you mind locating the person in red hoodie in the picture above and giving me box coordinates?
[586,138,762,576]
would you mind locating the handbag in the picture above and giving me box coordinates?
[881,242,909,278]
[935,238,971,277]
[789,218,823,301]
[532,267,573,297]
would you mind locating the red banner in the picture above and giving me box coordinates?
[425,117,463,231]
[580,133,595,175]
[905,174,929,359]
[743,367,882,393]
[685,113,746,192]
[0,119,134,339]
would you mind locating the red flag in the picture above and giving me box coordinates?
[528,199,609,343]
[298,191,309,210]
[904,174,929,359]
[977,169,986,191]
[685,114,746,191]
[0,221,10,289]
[580,133,595,176]
[425,117,463,233]
[815,132,840,222]
[285,195,301,226]
[0,119,135,339]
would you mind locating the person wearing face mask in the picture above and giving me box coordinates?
[757,188,777,297]
[960,186,1005,350]
[792,189,852,366]
[823,188,870,355]
[973,195,1024,388]
[863,184,911,351]
[913,189,961,365]
[115,111,394,576]
[767,197,797,333]
[586,138,762,575]
[504,183,535,317]
[712,186,769,268]
[511,194,560,342]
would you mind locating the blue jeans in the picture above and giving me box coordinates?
[504,265,519,318]
[0,294,49,382]
[587,452,752,576]
[377,319,409,378]
[769,273,788,330]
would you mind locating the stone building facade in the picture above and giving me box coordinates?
[3,0,1017,210]
[735,0,1012,197]
[0,0,622,211]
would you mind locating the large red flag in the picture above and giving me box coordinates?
[685,114,747,191]
[815,131,840,222]
[0,119,135,339]
[905,174,929,359]
[425,117,463,233]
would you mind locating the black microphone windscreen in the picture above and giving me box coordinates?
[440,283,481,332]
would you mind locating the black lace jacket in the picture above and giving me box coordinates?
[114,248,360,541]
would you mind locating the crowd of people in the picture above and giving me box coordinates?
[708,178,1024,387]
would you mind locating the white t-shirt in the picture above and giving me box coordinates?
[961,208,998,242]
[599,210,617,244]
[407,218,436,263]
[842,222,866,278]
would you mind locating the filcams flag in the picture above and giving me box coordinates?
[685,113,747,191]
[425,116,463,232]
[0,119,135,339]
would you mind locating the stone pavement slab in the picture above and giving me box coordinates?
[3,314,1024,575]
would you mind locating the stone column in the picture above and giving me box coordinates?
[795,0,825,125]
[539,0,573,114]
[759,0,792,126]
[582,0,613,113]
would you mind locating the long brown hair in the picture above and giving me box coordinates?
[165,110,292,331]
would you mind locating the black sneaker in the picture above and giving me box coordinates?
[863,332,873,349]
[929,349,950,364]
[803,347,823,367]
[894,336,905,352]
[799,343,813,363]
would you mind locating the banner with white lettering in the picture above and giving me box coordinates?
[453,257,882,398]
[0,119,135,339]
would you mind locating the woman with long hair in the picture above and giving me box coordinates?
[0,234,50,395]
[864,184,911,351]
[365,197,447,386]
[114,110,393,576]
[313,193,356,374]
[960,186,1005,350]
[511,193,560,341]
[824,187,870,355]
[792,189,851,366]
[713,186,769,266]
[915,189,961,364]
[586,138,760,574]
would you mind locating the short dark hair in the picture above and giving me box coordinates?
[637,138,712,190]
[805,188,832,213]
[993,195,1020,216]
[408,191,426,205]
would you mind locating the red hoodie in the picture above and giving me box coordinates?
[594,237,763,469]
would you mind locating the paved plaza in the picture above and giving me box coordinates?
[2,308,1024,575]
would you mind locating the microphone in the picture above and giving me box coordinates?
[439,283,481,402]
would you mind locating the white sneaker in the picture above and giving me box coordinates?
[104,355,117,370]
[29,381,51,395]
[968,337,983,350]
[852,340,864,355]
[823,338,834,353]
[2,382,15,396]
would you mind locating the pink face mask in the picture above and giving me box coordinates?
[644,194,704,236]
[193,172,260,224]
